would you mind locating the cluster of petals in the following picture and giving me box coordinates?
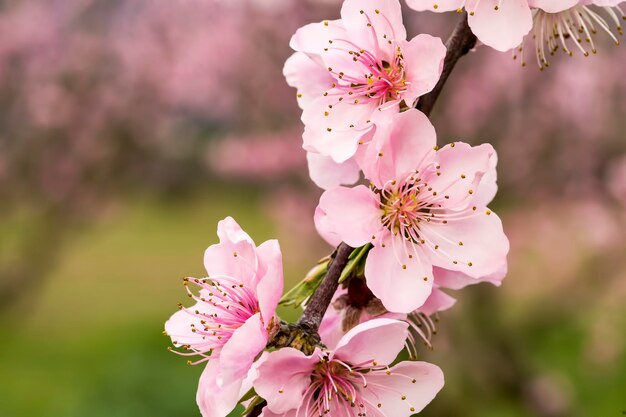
[407,0,625,65]
[284,0,446,189]
[315,109,509,313]
[164,217,283,417]
[254,318,444,417]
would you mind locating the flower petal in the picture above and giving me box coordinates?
[333,318,409,366]
[315,185,382,248]
[401,34,446,105]
[361,361,444,416]
[254,348,320,414]
[289,20,347,56]
[341,0,407,61]
[255,240,283,327]
[418,287,456,316]
[528,0,578,13]
[434,261,507,290]
[405,0,465,12]
[197,360,244,417]
[307,152,360,190]
[359,109,437,188]
[219,313,267,386]
[365,234,434,313]
[468,0,533,52]
[283,52,334,109]
[425,142,495,209]
[421,209,509,278]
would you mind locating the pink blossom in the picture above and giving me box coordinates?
[164,217,283,417]
[254,318,444,417]
[318,285,456,352]
[284,0,446,168]
[315,109,509,313]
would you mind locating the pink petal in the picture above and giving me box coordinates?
[361,361,444,416]
[313,205,343,247]
[203,240,258,285]
[217,216,254,245]
[405,0,465,12]
[340,0,407,61]
[333,318,409,366]
[318,288,348,349]
[219,313,268,386]
[254,348,320,414]
[302,96,378,163]
[401,34,447,105]
[315,185,382,248]
[473,150,498,207]
[260,407,297,417]
[255,240,283,327]
[164,293,215,348]
[307,152,360,190]
[290,20,347,56]
[425,142,495,209]
[196,360,246,417]
[528,0,578,12]
[434,261,508,290]
[468,0,533,52]
[365,235,434,313]
[359,109,437,189]
[418,287,456,316]
[421,209,509,278]
[283,52,334,109]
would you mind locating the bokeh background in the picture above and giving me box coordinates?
[1,1,625,416]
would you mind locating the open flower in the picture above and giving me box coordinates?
[254,318,444,417]
[164,217,283,417]
[315,109,509,313]
[284,0,446,180]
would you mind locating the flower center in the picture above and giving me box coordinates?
[172,276,260,365]
[378,175,433,243]
[300,356,369,415]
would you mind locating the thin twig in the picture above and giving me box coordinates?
[298,242,354,332]
[416,13,477,117]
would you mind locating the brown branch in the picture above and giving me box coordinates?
[298,242,354,332]
[416,13,477,117]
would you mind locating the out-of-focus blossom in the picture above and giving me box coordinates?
[208,130,306,180]
[285,0,445,176]
[315,110,509,313]
[255,319,444,417]
[165,217,283,417]
[607,154,626,207]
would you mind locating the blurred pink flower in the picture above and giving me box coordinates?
[285,0,445,164]
[315,110,509,313]
[164,217,283,417]
[254,318,444,417]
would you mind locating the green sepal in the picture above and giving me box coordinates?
[279,257,329,307]
[338,243,372,284]
[240,395,265,416]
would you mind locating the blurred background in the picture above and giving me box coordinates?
[0,0,625,416]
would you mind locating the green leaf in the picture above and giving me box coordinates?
[338,244,372,284]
